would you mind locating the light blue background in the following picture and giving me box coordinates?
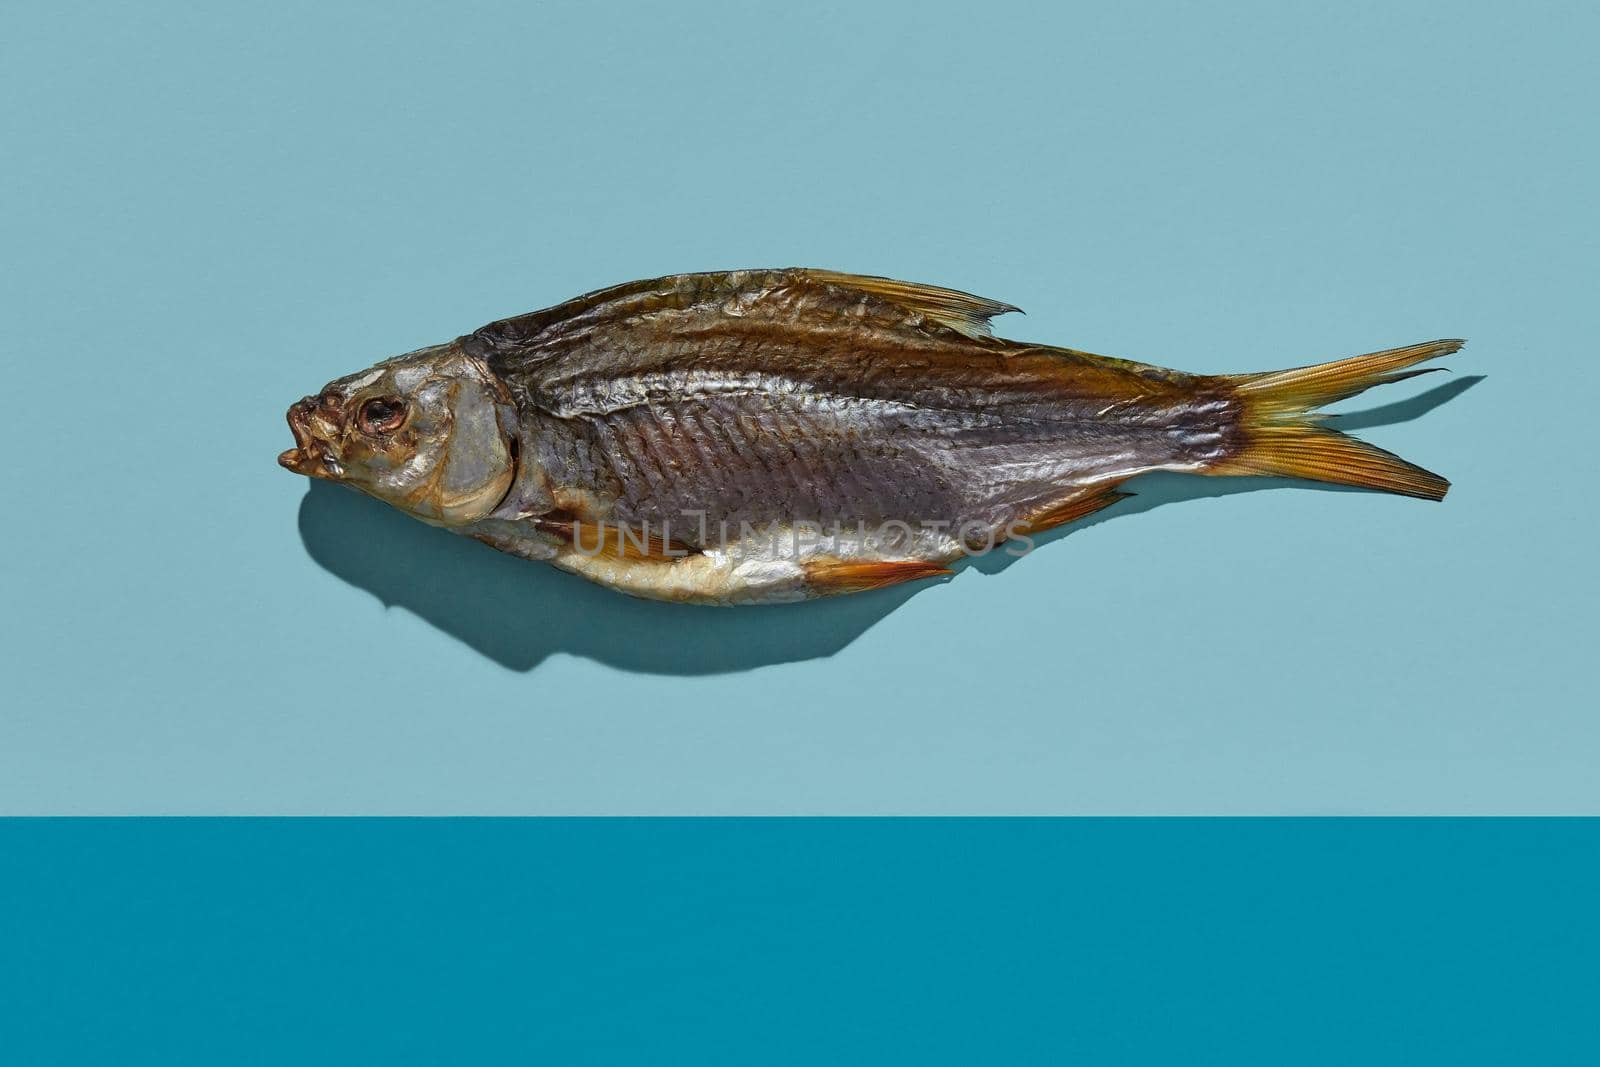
[3,1,1594,813]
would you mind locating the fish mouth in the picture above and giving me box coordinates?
[278,396,346,479]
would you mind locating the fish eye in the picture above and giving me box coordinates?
[358,396,407,435]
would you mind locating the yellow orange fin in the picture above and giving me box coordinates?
[1231,338,1463,414]
[1014,486,1132,536]
[535,517,698,561]
[803,557,953,596]
[1212,339,1463,501]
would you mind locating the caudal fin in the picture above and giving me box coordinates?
[1210,339,1463,501]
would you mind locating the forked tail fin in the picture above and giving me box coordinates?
[1210,339,1464,500]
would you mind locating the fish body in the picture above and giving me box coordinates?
[281,269,1461,604]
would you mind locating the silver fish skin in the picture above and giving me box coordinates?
[281,268,1460,604]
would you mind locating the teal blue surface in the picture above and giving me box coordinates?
[3,2,1596,812]
[2,819,1598,1064]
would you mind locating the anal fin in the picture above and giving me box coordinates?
[803,557,953,596]
[1013,485,1131,537]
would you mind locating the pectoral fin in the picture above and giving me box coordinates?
[535,516,698,561]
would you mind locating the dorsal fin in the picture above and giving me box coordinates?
[801,269,1022,340]
[467,268,1026,364]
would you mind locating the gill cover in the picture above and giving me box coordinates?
[315,345,518,526]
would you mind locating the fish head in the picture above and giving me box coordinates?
[279,343,518,525]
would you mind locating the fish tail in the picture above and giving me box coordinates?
[1208,339,1464,500]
